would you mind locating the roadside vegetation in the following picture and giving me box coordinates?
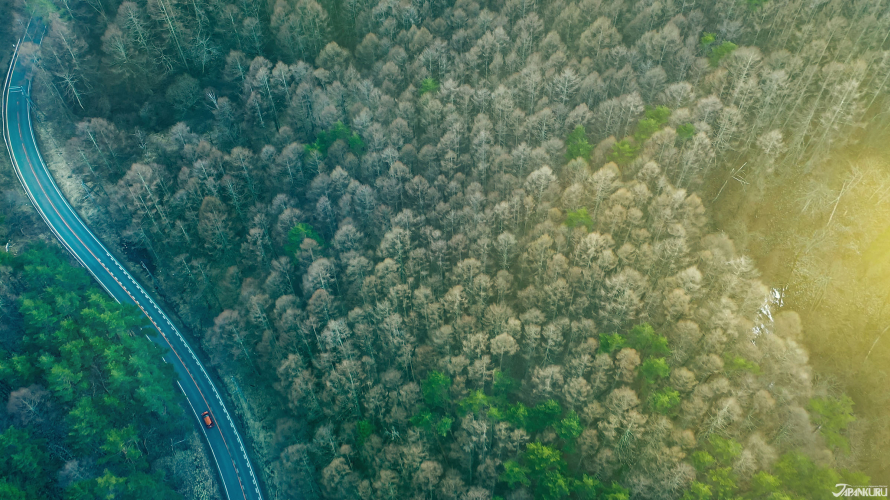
[0,225,217,499]
[3,0,887,497]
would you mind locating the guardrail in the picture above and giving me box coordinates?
[2,21,265,500]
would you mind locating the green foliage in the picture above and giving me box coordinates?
[723,354,761,375]
[681,481,713,500]
[746,0,769,10]
[524,443,566,474]
[422,371,452,408]
[699,32,717,50]
[707,467,737,500]
[608,139,639,166]
[356,419,375,445]
[677,123,696,141]
[709,41,738,67]
[0,478,27,500]
[602,482,631,500]
[691,450,716,472]
[285,223,325,254]
[554,411,583,444]
[708,435,743,464]
[575,474,602,499]
[645,105,671,125]
[305,121,365,157]
[634,118,661,143]
[627,323,670,357]
[493,370,520,396]
[774,452,842,499]
[0,244,184,498]
[565,208,594,231]
[808,395,855,453]
[412,409,453,437]
[526,399,563,433]
[419,77,440,95]
[458,389,490,414]
[435,416,454,437]
[565,125,593,161]
[501,460,530,487]
[649,387,681,414]
[524,442,571,500]
[598,333,625,354]
[767,494,794,500]
[66,470,180,500]
[0,427,51,497]
[634,106,671,145]
[640,357,670,383]
[506,402,529,429]
[750,471,782,498]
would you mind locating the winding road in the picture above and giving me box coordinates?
[2,22,264,500]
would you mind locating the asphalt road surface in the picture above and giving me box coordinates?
[2,22,264,500]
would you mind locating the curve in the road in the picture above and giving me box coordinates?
[2,23,264,500]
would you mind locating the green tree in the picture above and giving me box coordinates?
[709,42,738,67]
[627,324,670,357]
[746,0,769,10]
[524,443,571,500]
[422,371,452,408]
[419,78,440,95]
[608,139,639,166]
[602,482,631,500]
[709,435,743,464]
[640,358,670,384]
[808,395,855,453]
[527,399,563,433]
[649,387,681,414]
[356,419,375,445]
[493,370,520,396]
[554,411,583,449]
[566,126,593,161]
[645,105,671,126]
[0,427,50,496]
[707,467,737,500]
[681,482,713,500]
[575,474,602,499]
[774,452,843,499]
[286,223,325,255]
[749,471,782,499]
[306,121,364,157]
[677,123,696,141]
[724,354,761,375]
[598,333,625,354]
[435,417,453,437]
[506,402,530,429]
[691,450,716,472]
[634,118,661,143]
[0,479,27,500]
[680,481,714,500]
[565,208,594,231]
[458,389,489,414]
[699,33,716,51]
[501,460,530,487]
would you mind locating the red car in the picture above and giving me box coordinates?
[201,411,214,428]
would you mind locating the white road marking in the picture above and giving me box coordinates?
[4,51,264,500]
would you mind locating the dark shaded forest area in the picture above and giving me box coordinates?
[0,226,220,499]
[1,0,888,498]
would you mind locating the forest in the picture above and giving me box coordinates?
[0,0,888,498]
[0,217,220,499]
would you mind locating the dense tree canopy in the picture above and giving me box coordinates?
[0,240,213,498]
[3,0,886,497]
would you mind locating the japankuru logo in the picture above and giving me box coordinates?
[833,484,889,497]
